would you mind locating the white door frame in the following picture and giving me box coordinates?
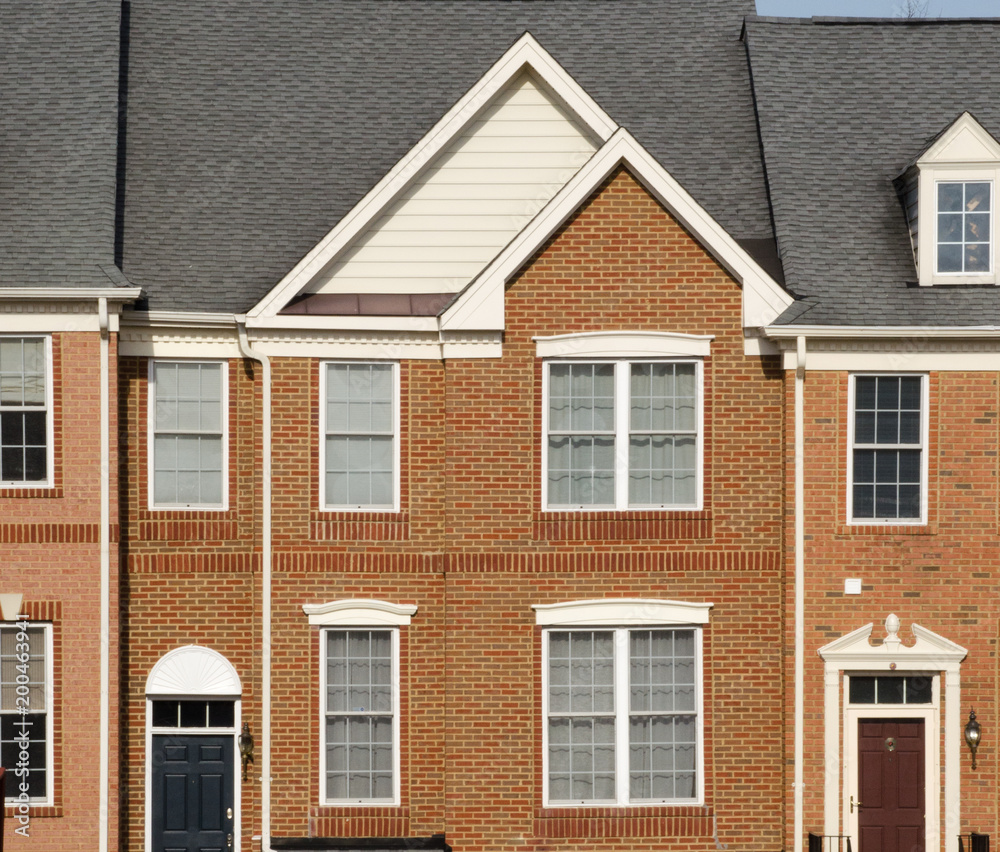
[819,615,967,852]
[844,690,937,848]
[144,646,243,852]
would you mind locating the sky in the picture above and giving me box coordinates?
[755,0,1000,16]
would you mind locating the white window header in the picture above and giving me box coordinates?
[534,331,713,360]
[303,599,418,627]
[533,598,712,626]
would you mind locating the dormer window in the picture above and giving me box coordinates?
[937,180,991,274]
[898,112,1000,286]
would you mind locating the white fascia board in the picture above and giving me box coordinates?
[441,128,793,334]
[764,324,1000,339]
[247,32,618,322]
[0,286,142,302]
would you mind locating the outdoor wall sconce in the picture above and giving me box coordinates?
[964,709,982,770]
[238,722,255,782]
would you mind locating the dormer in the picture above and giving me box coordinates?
[897,112,1000,286]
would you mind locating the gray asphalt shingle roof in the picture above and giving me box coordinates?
[0,0,122,289]
[745,15,1000,327]
[119,0,770,313]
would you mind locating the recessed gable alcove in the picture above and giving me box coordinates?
[145,644,242,696]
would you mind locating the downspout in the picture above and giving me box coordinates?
[794,335,806,852]
[99,297,111,852]
[236,320,272,851]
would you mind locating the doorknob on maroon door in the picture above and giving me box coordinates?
[851,795,863,813]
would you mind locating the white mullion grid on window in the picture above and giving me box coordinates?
[319,627,400,806]
[0,621,53,806]
[0,336,52,487]
[935,178,993,275]
[542,360,702,512]
[320,361,399,512]
[846,373,928,525]
[147,360,228,510]
[542,626,703,807]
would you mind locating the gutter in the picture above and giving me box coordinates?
[793,336,806,852]
[99,297,111,852]
[236,319,272,851]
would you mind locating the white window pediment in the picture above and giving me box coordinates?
[533,598,712,626]
[145,645,242,696]
[912,112,1000,286]
[302,599,418,626]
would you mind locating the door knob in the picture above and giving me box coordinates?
[227,832,233,849]
[851,795,863,813]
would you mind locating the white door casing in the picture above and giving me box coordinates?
[818,615,967,851]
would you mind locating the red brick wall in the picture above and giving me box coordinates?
[790,368,1000,846]
[2,331,120,851]
[119,168,787,851]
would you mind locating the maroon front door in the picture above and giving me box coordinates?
[858,718,925,852]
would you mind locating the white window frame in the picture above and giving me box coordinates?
[305,599,415,807]
[320,361,400,512]
[847,373,928,526]
[318,628,401,806]
[0,336,53,488]
[148,360,229,510]
[1,620,54,807]
[933,176,993,279]
[918,165,999,286]
[534,599,710,808]
[541,358,703,511]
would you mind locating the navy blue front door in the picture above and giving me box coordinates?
[151,734,234,852]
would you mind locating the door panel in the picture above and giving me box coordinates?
[152,735,234,852]
[858,719,925,852]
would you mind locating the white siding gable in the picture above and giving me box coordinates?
[307,72,599,296]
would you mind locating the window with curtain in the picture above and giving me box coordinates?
[850,374,925,522]
[0,337,49,485]
[545,360,699,509]
[323,628,397,803]
[545,626,700,805]
[1,623,50,803]
[323,362,397,510]
[151,361,225,508]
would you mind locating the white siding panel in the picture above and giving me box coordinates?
[311,72,599,296]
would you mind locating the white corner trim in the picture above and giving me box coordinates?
[534,331,713,359]
[533,598,712,626]
[441,127,792,334]
[145,645,243,696]
[247,32,617,322]
[302,599,418,626]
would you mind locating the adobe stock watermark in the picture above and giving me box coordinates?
[10,619,35,838]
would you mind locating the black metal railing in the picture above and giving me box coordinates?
[808,832,852,852]
[959,833,990,852]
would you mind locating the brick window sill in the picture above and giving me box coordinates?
[534,805,713,838]
[308,807,408,838]
[837,522,937,537]
[533,511,711,542]
[0,487,62,499]
[310,512,410,542]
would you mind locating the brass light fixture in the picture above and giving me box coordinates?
[964,709,982,770]
[238,722,255,782]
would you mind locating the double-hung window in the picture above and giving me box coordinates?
[1,622,52,804]
[322,628,397,804]
[937,181,991,275]
[0,337,50,485]
[543,625,702,806]
[544,360,700,510]
[850,374,926,523]
[150,361,226,508]
[322,362,398,511]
